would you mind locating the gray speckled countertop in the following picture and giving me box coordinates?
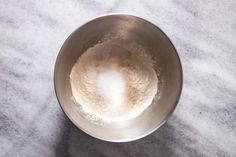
[1,0,236,156]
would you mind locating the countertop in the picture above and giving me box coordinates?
[1,0,236,156]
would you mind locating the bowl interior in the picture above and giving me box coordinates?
[54,14,182,142]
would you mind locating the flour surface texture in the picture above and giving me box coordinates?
[70,41,158,123]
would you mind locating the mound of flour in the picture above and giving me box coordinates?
[70,41,158,123]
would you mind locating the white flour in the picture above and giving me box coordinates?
[70,39,158,123]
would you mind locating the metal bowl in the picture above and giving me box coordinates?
[54,14,183,142]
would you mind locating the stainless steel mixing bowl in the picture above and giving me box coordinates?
[54,14,183,142]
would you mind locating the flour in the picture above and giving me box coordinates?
[70,39,158,123]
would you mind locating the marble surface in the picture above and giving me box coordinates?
[0,0,236,156]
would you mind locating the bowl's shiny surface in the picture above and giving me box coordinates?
[54,14,182,142]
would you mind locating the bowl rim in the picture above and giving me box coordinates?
[54,13,183,142]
